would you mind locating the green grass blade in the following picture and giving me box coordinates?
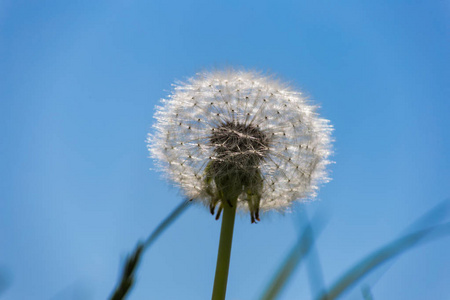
[405,199,450,231]
[317,222,450,300]
[143,200,191,248]
[260,216,327,300]
[110,243,144,300]
[109,199,191,300]
[302,211,327,300]
[343,198,450,298]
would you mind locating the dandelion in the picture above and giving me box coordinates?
[147,69,332,300]
[148,69,333,222]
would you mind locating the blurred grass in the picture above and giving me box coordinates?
[303,211,327,300]
[317,221,450,300]
[361,285,374,300]
[0,266,12,297]
[107,199,449,300]
[260,213,327,300]
[349,199,450,296]
[259,199,450,300]
[109,199,190,300]
[320,199,450,299]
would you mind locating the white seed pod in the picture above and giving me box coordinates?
[148,69,333,222]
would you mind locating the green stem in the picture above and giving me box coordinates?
[211,198,238,300]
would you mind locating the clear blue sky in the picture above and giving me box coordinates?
[1,1,449,299]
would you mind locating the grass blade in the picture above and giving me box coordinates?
[302,211,326,300]
[344,198,450,299]
[317,222,450,300]
[260,215,327,300]
[143,200,191,248]
[109,199,190,300]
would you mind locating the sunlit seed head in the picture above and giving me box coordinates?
[210,121,270,166]
[147,69,333,222]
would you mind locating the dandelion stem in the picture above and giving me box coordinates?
[211,198,238,300]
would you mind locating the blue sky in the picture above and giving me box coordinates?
[1,1,449,299]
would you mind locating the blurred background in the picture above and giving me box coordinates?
[1,0,449,299]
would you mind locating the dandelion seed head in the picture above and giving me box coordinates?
[148,69,333,220]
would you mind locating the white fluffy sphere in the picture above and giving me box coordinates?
[148,70,333,221]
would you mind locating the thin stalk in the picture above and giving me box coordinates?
[211,198,238,300]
